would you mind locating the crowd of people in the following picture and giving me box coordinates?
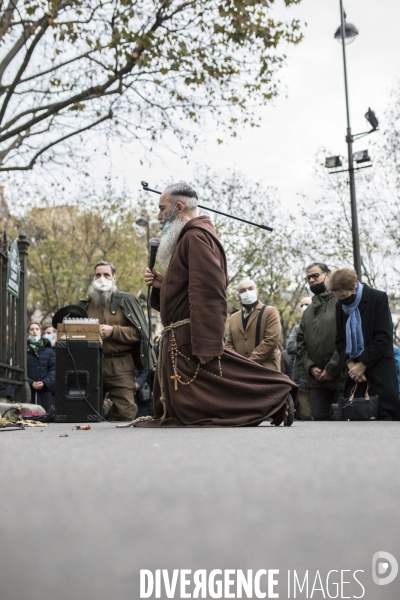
[22,182,400,425]
[222,264,400,421]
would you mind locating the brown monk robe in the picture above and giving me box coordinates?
[135,216,297,428]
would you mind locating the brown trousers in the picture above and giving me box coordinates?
[102,354,137,421]
[297,389,312,421]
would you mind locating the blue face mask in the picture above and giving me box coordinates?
[43,333,53,342]
[162,221,171,234]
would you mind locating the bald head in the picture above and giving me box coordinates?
[237,279,259,306]
[300,297,312,307]
[237,279,257,294]
[300,296,312,313]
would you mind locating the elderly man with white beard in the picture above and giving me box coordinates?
[126,182,297,428]
[78,261,154,421]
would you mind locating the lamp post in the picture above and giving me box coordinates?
[334,0,362,280]
[136,215,150,254]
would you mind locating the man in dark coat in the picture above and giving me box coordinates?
[297,263,346,420]
[78,262,154,421]
[127,182,297,428]
[286,297,312,420]
[330,269,400,420]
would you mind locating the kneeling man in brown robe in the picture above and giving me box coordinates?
[132,182,297,427]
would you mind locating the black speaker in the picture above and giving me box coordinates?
[55,341,103,422]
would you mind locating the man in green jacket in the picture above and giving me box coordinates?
[297,262,346,420]
[78,261,155,421]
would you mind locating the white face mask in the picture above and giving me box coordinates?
[301,304,309,313]
[28,335,41,342]
[239,290,258,305]
[94,276,113,292]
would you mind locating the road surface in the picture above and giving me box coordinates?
[1,421,399,599]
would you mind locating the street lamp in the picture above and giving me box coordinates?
[336,1,362,279]
[334,21,358,44]
[325,156,342,169]
[135,215,150,251]
[329,2,378,281]
[136,215,151,284]
[135,215,152,337]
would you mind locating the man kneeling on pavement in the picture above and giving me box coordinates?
[78,261,154,421]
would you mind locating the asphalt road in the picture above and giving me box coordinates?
[1,421,399,600]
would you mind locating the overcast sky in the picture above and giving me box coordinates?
[89,0,400,211]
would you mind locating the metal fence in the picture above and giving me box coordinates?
[0,231,29,402]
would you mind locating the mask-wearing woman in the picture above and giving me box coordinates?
[330,268,400,421]
[27,321,56,412]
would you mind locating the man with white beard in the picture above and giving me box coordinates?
[78,261,154,421]
[127,182,297,428]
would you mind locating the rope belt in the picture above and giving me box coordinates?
[161,318,191,335]
[157,318,192,419]
[118,319,191,427]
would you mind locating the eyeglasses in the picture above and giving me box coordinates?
[306,272,324,282]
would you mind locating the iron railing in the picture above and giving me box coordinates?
[0,231,29,401]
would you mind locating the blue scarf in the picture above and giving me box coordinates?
[341,283,364,359]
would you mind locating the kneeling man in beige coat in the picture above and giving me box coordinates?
[225,279,281,371]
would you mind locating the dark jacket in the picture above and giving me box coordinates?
[134,368,153,418]
[336,284,400,420]
[27,339,56,411]
[78,291,155,370]
[394,346,400,393]
[297,290,346,388]
[287,324,307,391]
[135,369,149,389]
[280,349,294,379]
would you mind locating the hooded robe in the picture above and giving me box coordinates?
[135,216,297,427]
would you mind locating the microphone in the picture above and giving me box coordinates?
[149,237,160,271]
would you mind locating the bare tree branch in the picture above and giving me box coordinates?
[0,1,19,42]
[0,110,112,171]
[0,22,36,84]
[0,129,24,161]
[0,19,51,123]
[16,48,102,86]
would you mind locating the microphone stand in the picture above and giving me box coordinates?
[140,181,273,232]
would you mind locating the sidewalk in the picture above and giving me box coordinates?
[1,421,399,600]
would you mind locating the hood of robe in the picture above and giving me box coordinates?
[178,216,228,284]
[178,215,217,241]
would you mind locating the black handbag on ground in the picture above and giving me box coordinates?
[340,381,379,421]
